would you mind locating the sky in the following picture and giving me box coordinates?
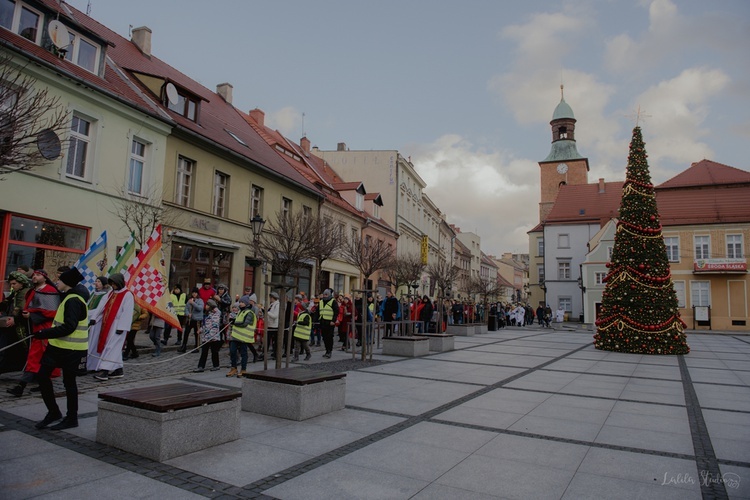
[68,0,750,256]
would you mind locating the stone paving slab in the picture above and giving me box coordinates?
[1,326,749,499]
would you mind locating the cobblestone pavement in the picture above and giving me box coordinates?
[1,326,749,499]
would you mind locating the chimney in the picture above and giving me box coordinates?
[131,26,152,57]
[216,83,233,104]
[300,136,310,153]
[598,178,605,193]
[337,142,347,151]
[248,108,265,126]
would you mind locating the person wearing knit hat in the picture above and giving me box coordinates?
[226,293,259,377]
[1,272,31,384]
[32,266,90,430]
[88,272,134,381]
[194,298,222,372]
[87,276,110,310]
[8,269,60,397]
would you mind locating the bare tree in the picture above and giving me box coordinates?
[426,259,459,333]
[341,236,395,360]
[468,276,500,323]
[108,184,181,248]
[307,214,344,295]
[252,211,317,369]
[426,259,459,299]
[1,54,69,177]
[383,253,424,297]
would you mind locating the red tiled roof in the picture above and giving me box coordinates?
[59,3,321,197]
[656,186,750,225]
[332,181,364,193]
[544,182,624,223]
[658,159,750,189]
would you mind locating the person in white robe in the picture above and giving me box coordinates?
[89,273,134,380]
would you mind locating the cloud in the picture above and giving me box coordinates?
[408,134,539,254]
[266,106,302,137]
[632,67,730,178]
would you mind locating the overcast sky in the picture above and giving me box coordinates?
[69,0,750,256]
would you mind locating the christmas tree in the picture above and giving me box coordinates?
[594,126,689,355]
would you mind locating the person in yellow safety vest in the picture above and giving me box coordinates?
[292,303,313,361]
[33,267,89,431]
[318,289,339,358]
[226,294,259,377]
[164,283,186,345]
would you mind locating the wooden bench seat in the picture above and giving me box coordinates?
[242,367,346,421]
[96,383,241,461]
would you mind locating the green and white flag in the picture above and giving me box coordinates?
[107,232,136,276]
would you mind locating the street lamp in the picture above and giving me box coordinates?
[577,272,586,323]
[250,214,265,247]
[539,279,547,306]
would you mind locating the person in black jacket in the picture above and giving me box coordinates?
[419,296,434,333]
[34,267,90,431]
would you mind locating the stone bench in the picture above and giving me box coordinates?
[446,324,475,336]
[382,335,430,357]
[420,333,454,352]
[242,368,346,421]
[96,383,241,462]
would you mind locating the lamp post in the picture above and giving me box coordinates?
[250,213,265,301]
[540,279,547,306]
[577,272,586,323]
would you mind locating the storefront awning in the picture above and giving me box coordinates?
[169,230,242,250]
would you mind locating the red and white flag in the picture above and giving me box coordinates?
[125,225,181,330]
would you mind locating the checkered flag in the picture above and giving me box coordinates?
[125,225,180,329]
[73,231,107,294]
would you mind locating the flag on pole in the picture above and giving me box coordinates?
[107,232,136,276]
[74,230,107,293]
[124,225,180,330]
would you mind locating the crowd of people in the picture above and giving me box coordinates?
[2,267,571,430]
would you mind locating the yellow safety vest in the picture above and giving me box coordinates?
[49,294,89,350]
[319,299,335,321]
[294,312,312,340]
[231,308,256,343]
[171,293,186,316]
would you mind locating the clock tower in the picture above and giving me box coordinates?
[538,86,589,221]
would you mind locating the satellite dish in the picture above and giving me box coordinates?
[37,129,62,160]
[48,20,70,50]
[165,83,179,105]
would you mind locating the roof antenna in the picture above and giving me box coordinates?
[301,111,306,138]
[86,0,91,15]
[560,67,565,100]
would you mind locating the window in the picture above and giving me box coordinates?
[66,115,92,179]
[302,205,312,220]
[355,192,363,210]
[664,236,679,262]
[558,261,571,280]
[365,234,372,248]
[213,171,229,217]
[537,265,545,283]
[595,272,607,285]
[694,235,710,260]
[250,185,263,218]
[128,139,146,195]
[165,87,198,121]
[607,246,613,259]
[558,296,572,312]
[0,2,42,43]
[61,31,100,73]
[690,281,710,307]
[558,234,570,248]
[175,156,194,207]
[673,281,686,308]
[372,203,380,218]
[727,234,743,259]
[333,273,344,294]
[351,227,358,242]
[537,237,544,257]
[282,197,292,219]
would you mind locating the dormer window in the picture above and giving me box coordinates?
[163,84,198,121]
[355,192,363,210]
[1,1,43,44]
[62,31,100,73]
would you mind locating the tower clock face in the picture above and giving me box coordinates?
[557,163,568,174]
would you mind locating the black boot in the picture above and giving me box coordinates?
[50,416,78,430]
[6,384,25,397]
[35,411,63,429]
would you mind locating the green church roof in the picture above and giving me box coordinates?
[552,98,575,120]
[542,139,585,162]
